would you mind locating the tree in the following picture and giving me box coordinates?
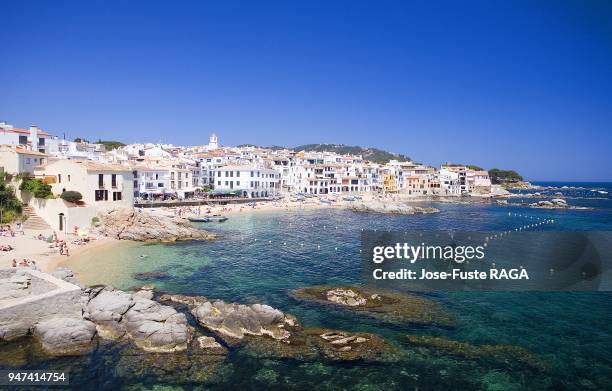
[488,168,523,184]
[60,190,83,203]
[0,174,23,223]
[19,177,54,199]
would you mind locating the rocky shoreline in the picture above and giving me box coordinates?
[93,208,216,242]
[0,270,551,386]
[347,200,439,215]
[0,270,400,364]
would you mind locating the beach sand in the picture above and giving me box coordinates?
[0,228,120,272]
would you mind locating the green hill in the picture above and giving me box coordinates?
[293,144,410,164]
[488,168,523,184]
[237,143,409,163]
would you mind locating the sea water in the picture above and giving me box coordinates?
[3,182,611,390]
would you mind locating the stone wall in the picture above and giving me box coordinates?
[0,268,82,341]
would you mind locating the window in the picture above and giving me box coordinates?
[171,172,175,180]
[113,191,122,201]
[236,171,240,177]
[26,158,31,164]
[251,171,254,177]
[38,137,45,146]
[98,174,104,187]
[236,181,240,186]
[111,174,117,187]
[68,174,71,182]
[218,181,221,186]
[95,190,108,201]
[19,135,27,145]
[217,171,221,177]
[58,174,62,183]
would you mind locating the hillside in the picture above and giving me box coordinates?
[293,144,409,164]
[237,143,409,163]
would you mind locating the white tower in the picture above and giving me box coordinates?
[208,132,218,150]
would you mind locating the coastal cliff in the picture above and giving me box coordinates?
[93,208,215,242]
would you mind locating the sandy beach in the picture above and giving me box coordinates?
[0,228,120,272]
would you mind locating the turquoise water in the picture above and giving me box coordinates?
[2,183,612,390]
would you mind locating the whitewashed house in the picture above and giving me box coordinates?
[0,145,48,174]
[28,160,134,232]
[212,165,279,198]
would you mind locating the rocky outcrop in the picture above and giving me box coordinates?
[85,286,192,352]
[1,270,403,364]
[242,327,402,362]
[34,317,96,355]
[326,288,367,306]
[162,293,401,362]
[291,285,454,327]
[160,293,210,308]
[190,300,298,343]
[93,208,216,242]
[529,199,591,210]
[348,201,439,215]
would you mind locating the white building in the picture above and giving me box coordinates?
[0,123,50,154]
[45,137,106,160]
[29,160,134,232]
[0,145,48,174]
[212,165,279,198]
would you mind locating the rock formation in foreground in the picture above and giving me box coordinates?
[348,200,439,215]
[161,294,402,362]
[0,269,193,356]
[291,285,455,327]
[1,268,400,363]
[93,208,216,242]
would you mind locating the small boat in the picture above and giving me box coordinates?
[188,217,210,222]
[320,197,332,204]
[343,196,356,201]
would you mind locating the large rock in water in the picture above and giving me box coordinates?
[123,297,191,352]
[191,300,298,343]
[93,208,216,242]
[291,285,455,327]
[34,317,96,355]
[85,286,192,352]
[348,200,438,215]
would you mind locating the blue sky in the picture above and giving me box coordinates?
[1,1,611,181]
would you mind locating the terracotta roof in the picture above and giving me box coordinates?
[0,145,48,156]
[72,160,131,172]
[1,128,50,136]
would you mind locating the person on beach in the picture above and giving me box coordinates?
[64,244,70,256]
[12,259,16,267]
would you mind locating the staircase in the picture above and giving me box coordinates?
[22,206,52,231]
